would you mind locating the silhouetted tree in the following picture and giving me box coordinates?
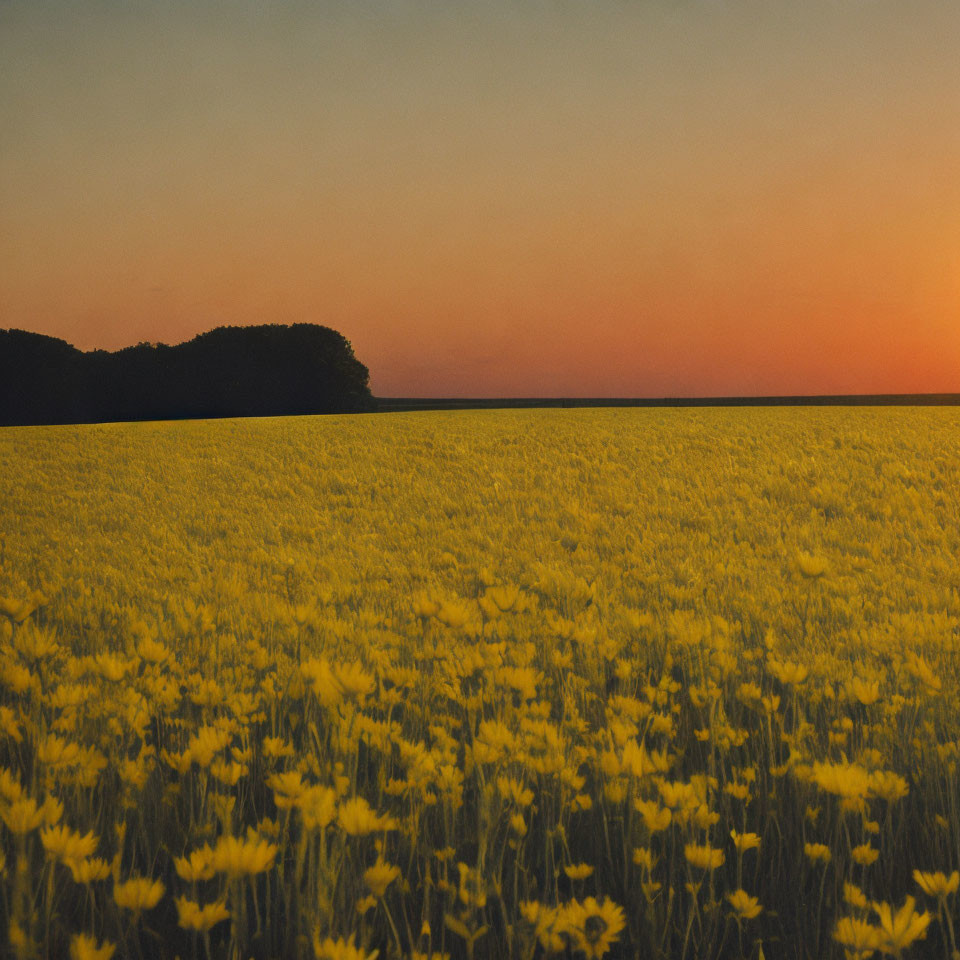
[0,324,374,426]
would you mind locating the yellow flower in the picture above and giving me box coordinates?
[364,858,400,897]
[0,591,45,624]
[301,785,338,831]
[40,824,98,866]
[812,760,871,800]
[642,880,663,902]
[337,796,397,836]
[1,796,46,834]
[113,876,165,914]
[69,933,116,960]
[797,552,828,577]
[565,897,626,960]
[724,781,751,801]
[726,889,762,920]
[633,847,655,871]
[186,725,231,769]
[174,845,215,882]
[730,830,761,854]
[67,858,111,884]
[833,916,882,957]
[913,870,960,898]
[0,767,23,802]
[263,736,294,759]
[37,734,81,768]
[15,625,61,664]
[851,844,879,867]
[189,678,223,708]
[435,599,470,629]
[684,844,725,871]
[210,759,245,786]
[485,584,524,612]
[334,662,376,700]
[848,676,880,706]
[692,804,720,829]
[136,637,170,664]
[804,843,832,864]
[497,776,534,807]
[519,900,567,952]
[41,795,64,826]
[844,883,869,910]
[356,894,377,915]
[94,653,132,683]
[210,835,277,877]
[869,770,908,803]
[658,780,696,810]
[905,653,941,693]
[412,596,441,619]
[160,749,192,776]
[650,713,674,737]
[604,780,627,804]
[256,816,280,838]
[634,798,671,832]
[510,812,527,837]
[1,660,37,696]
[313,933,379,960]
[871,896,931,954]
[174,896,230,933]
[564,863,594,881]
[268,770,309,809]
[301,658,343,707]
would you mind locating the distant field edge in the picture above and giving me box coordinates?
[3,394,959,428]
[376,394,960,412]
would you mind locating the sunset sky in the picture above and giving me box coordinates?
[2,0,959,397]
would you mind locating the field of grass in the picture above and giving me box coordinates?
[1,408,960,960]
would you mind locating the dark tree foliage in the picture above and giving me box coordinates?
[0,324,375,425]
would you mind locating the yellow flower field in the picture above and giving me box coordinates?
[1,407,959,960]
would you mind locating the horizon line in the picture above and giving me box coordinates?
[376,393,960,410]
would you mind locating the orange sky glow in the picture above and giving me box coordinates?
[1,0,958,397]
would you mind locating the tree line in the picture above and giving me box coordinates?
[0,324,375,426]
